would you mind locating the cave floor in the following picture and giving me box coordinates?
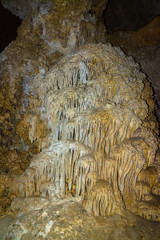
[0,196,160,240]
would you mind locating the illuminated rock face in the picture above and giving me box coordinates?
[0,2,160,235]
[16,44,160,220]
[0,0,106,154]
[0,0,108,213]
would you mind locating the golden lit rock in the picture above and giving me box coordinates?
[10,44,159,222]
[0,0,160,239]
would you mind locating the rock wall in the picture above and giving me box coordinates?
[106,16,160,121]
[104,0,160,32]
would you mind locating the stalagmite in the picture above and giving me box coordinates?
[83,180,124,216]
[14,44,160,220]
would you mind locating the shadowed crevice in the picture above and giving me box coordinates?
[0,1,21,52]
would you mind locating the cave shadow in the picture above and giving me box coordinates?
[0,1,21,53]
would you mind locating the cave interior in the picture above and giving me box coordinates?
[0,0,160,239]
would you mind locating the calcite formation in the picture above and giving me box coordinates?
[0,0,106,153]
[0,0,160,238]
[0,0,107,213]
[14,44,160,221]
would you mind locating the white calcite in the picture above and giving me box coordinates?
[15,44,159,221]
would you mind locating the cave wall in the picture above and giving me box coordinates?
[1,0,39,19]
[104,0,160,32]
[106,15,160,121]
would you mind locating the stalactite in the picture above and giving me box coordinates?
[16,44,159,220]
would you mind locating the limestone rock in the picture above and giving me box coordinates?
[11,197,50,215]
[152,180,160,196]
[1,198,160,240]
[1,0,39,19]
[0,0,106,153]
[0,0,160,238]
[0,0,107,214]
[106,16,160,121]
[12,44,160,221]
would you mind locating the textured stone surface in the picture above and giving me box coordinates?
[0,0,107,213]
[1,0,40,19]
[0,0,106,152]
[106,16,160,121]
[1,197,160,240]
[0,0,160,238]
[7,44,159,223]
